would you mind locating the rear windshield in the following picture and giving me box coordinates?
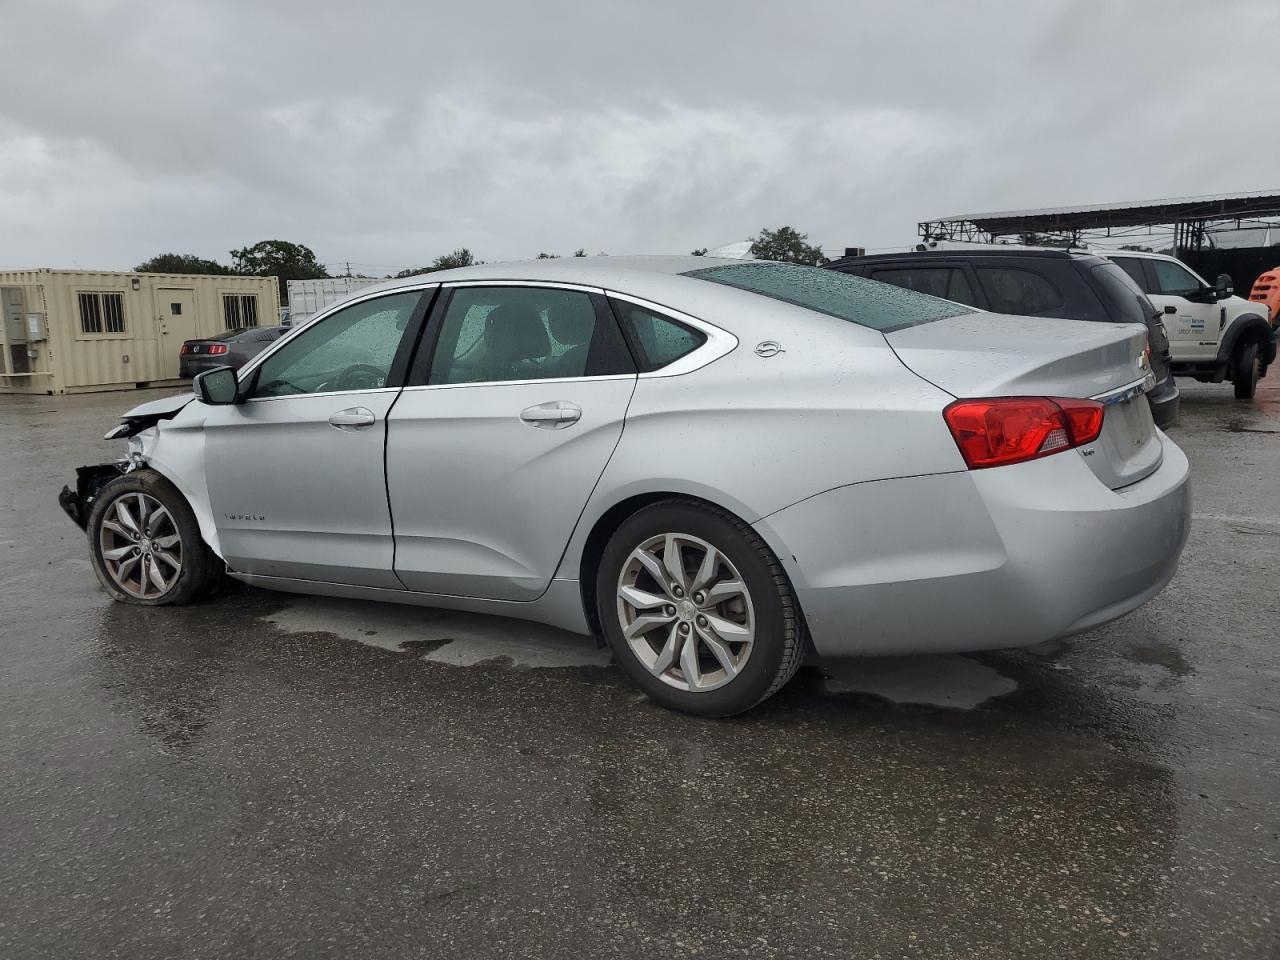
[685,262,970,331]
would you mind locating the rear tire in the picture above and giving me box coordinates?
[1233,342,1259,399]
[87,469,223,606]
[596,499,806,717]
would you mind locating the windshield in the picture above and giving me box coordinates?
[685,262,970,331]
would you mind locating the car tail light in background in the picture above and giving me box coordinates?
[943,397,1105,469]
[181,343,229,356]
[208,344,229,355]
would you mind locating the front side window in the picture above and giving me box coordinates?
[687,263,968,331]
[251,291,421,398]
[78,291,126,334]
[1149,259,1202,297]
[611,300,706,372]
[868,267,978,306]
[428,287,632,385]
[974,266,1064,315]
[223,294,259,330]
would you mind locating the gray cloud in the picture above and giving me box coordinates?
[2,0,1277,272]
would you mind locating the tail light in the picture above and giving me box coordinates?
[943,397,1105,469]
[180,343,191,355]
[208,344,229,355]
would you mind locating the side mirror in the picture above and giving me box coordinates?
[193,366,243,405]
[1215,273,1233,300]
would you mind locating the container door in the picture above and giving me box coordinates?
[156,289,198,378]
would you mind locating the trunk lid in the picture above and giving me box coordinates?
[887,312,1161,489]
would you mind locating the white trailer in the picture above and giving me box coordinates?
[286,277,383,326]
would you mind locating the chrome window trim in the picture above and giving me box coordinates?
[439,279,606,294]
[605,290,738,377]
[235,283,442,385]
[398,373,636,394]
[243,386,401,405]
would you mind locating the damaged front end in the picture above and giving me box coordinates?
[58,395,191,529]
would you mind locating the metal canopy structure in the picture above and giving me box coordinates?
[919,190,1280,250]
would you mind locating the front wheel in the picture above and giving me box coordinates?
[1233,342,1259,399]
[87,469,223,605]
[596,499,806,717]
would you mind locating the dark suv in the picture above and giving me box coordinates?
[826,248,1180,427]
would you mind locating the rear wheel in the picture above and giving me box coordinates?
[87,469,223,605]
[596,499,805,716]
[1233,342,1259,399]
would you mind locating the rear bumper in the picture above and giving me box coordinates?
[178,356,232,378]
[1146,377,1180,429]
[757,435,1190,657]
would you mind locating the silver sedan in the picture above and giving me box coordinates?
[60,257,1191,715]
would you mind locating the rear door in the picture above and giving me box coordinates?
[386,283,637,600]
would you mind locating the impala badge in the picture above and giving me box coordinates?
[755,341,784,358]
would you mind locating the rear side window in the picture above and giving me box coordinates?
[687,262,968,331]
[1090,263,1156,325]
[974,266,1064,315]
[868,267,978,306]
[611,300,706,372]
[1109,256,1152,292]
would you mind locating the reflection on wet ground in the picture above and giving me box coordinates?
[1,381,1277,958]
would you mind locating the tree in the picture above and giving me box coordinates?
[573,249,587,258]
[748,226,827,265]
[393,247,478,278]
[690,248,708,257]
[536,252,560,259]
[229,240,329,299]
[134,253,229,275]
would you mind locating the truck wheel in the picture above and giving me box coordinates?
[87,469,224,605]
[1232,342,1259,400]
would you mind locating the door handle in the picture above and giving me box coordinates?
[520,401,582,429]
[328,406,376,431]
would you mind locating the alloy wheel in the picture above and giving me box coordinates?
[616,532,755,692]
[98,492,182,600]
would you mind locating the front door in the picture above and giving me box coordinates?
[387,284,637,600]
[1143,258,1220,362]
[202,288,430,587]
[156,289,198,378]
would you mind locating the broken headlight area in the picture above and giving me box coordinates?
[59,462,131,530]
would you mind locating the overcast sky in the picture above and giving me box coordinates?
[2,0,1277,274]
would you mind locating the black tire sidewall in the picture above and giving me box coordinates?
[86,470,212,606]
[1234,343,1259,399]
[596,502,792,716]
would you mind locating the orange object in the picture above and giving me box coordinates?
[1249,266,1280,326]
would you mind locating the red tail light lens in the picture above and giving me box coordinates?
[208,344,229,355]
[943,397,1105,469]
[180,343,190,355]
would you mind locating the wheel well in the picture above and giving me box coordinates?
[577,492,745,637]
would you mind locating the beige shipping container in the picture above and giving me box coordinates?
[0,269,279,395]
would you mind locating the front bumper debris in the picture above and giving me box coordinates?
[59,462,128,530]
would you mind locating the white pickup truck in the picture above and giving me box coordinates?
[1095,250,1276,399]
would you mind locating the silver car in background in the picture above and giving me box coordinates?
[60,257,1191,715]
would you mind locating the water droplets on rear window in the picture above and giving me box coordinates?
[685,262,970,331]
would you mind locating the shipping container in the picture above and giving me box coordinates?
[0,269,279,395]
[287,277,383,326]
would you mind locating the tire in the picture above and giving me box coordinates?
[596,498,806,717]
[1233,342,1259,400]
[87,469,223,606]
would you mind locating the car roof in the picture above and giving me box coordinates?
[829,248,1105,267]
[1090,249,1176,262]
[348,255,734,299]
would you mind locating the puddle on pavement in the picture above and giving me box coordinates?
[822,655,1018,709]
[262,597,612,669]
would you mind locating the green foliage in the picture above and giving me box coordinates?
[394,248,478,278]
[690,248,708,257]
[536,252,560,259]
[748,226,827,265]
[573,249,586,257]
[229,240,328,299]
[134,253,230,275]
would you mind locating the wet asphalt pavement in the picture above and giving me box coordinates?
[1,380,1277,959]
